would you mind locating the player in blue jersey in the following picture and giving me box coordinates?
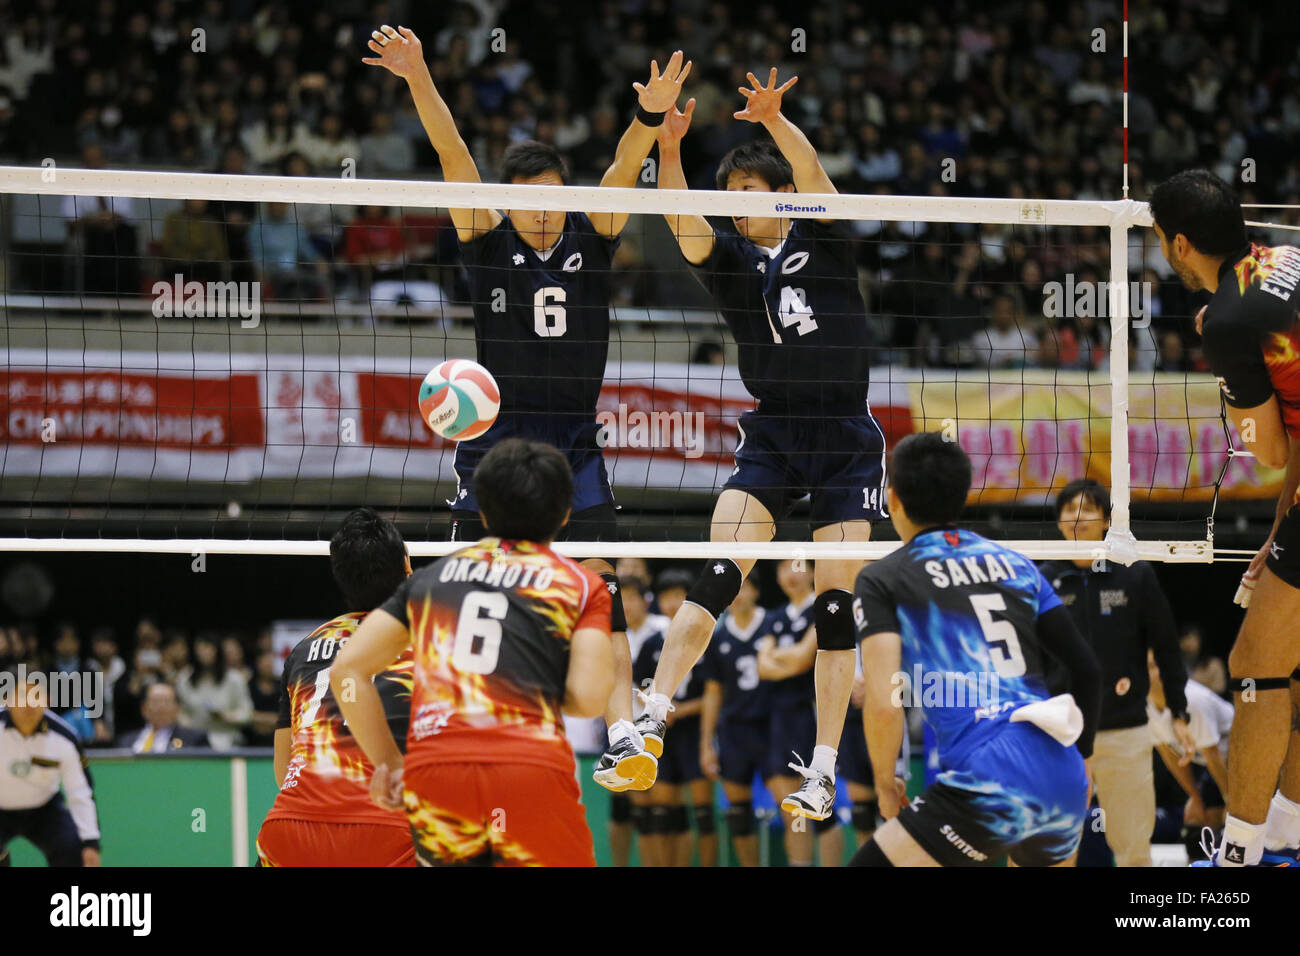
[366,25,691,790]
[848,432,1103,866]
[613,69,886,821]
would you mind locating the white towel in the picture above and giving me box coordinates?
[1010,694,1084,747]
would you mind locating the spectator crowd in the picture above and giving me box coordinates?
[2,0,1300,370]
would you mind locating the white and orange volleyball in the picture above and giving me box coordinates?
[417,359,501,441]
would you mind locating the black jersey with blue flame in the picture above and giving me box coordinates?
[689,218,871,415]
[853,527,1063,768]
[458,212,618,417]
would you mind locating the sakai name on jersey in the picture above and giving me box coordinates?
[923,553,1020,589]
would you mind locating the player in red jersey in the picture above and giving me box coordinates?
[255,507,416,867]
[1150,169,1300,866]
[334,439,614,866]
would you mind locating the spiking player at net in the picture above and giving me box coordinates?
[1149,169,1300,866]
[365,24,690,790]
[605,68,887,820]
[848,433,1101,867]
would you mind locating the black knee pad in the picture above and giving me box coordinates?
[665,805,690,835]
[646,805,672,835]
[1293,667,1300,681]
[685,559,744,620]
[600,572,627,632]
[851,800,879,834]
[609,793,632,825]
[1231,675,1293,695]
[813,812,839,834]
[692,803,716,836]
[630,803,650,834]
[725,801,756,837]
[848,838,894,867]
[815,589,856,650]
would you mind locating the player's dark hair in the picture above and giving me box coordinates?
[1148,170,1248,258]
[715,139,794,191]
[888,432,972,527]
[1054,478,1111,521]
[474,438,573,541]
[499,140,569,184]
[329,507,408,610]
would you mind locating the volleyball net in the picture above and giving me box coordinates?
[0,164,1271,562]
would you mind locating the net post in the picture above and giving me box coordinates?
[1104,207,1139,566]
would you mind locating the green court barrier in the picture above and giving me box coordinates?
[8,751,926,866]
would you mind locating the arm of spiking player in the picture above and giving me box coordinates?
[735,68,836,219]
[656,98,715,264]
[363,25,500,242]
[860,631,907,818]
[589,51,693,237]
[331,609,409,775]
[273,728,292,787]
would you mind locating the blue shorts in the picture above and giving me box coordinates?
[900,722,1089,866]
[717,716,771,786]
[725,407,889,529]
[449,413,614,517]
[767,702,817,780]
[659,717,703,785]
[837,705,873,787]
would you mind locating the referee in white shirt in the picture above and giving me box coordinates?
[0,670,102,866]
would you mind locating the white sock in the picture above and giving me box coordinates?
[607,719,638,748]
[811,745,838,779]
[645,692,671,723]
[1218,815,1267,866]
[1264,791,1300,851]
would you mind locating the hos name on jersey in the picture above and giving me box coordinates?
[923,553,1020,589]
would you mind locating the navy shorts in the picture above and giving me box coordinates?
[725,408,889,529]
[837,705,873,787]
[449,413,614,517]
[659,717,703,785]
[768,702,817,779]
[0,795,84,866]
[717,716,771,786]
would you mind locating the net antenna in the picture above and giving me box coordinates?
[0,164,1207,563]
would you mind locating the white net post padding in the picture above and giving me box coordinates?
[0,164,1200,564]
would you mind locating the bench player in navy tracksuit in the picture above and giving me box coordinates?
[615,69,887,823]
[365,25,694,789]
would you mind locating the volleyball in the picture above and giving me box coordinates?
[418,359,501,441]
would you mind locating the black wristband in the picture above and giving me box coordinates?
[636,106,666,128]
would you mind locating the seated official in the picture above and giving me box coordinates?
[117,683,210,754]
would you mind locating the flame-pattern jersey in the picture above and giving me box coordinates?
[1203,243,1300,451]
[379,538,612,773]
[265,612,414,826]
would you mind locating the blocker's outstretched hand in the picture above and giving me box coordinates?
[363,24,425,80]
[633,49,693,114]
[734,68,798,124]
